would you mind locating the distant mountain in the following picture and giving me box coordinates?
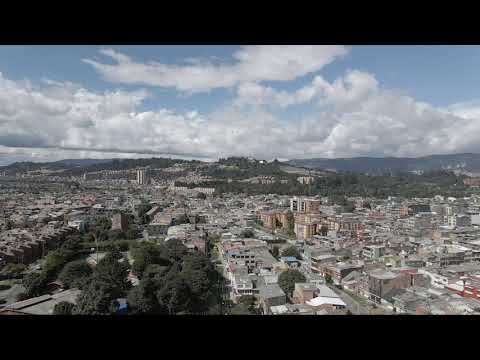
[287,153,480,175]
[51,159,115,167]
[0,157,205,176]
[0,158,114,172]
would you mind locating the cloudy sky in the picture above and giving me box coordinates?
[1,45,480,166]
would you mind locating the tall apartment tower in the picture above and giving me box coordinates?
[136,169,148,185]
[290,196,321,213]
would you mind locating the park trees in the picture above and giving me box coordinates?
[130,242,170,278]
[278,269,306,297]
[93,251,131,293]
[53,301,75,315]
[0,263,26,279]
[73,278,123,315]
[281,245,302,260]
[22,271,49,298]
[127,277,163,314]
[57,260,92,289]
[241,229,254,238]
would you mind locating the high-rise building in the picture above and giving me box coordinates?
[290,197,321,213]
[136,169,148,185]
[297,176,315,185]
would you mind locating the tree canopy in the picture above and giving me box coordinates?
[0,263,26,278]
[73,278,123,315]
[281,246,302,260]
[241,229,254,238]
[53,301,75,315]
[127,241,221,315]
[130,242,170,278]
[23,272,49,298]
[57,260,92,289]
[278,269,306,297]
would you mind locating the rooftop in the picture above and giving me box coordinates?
[259,284,285,299]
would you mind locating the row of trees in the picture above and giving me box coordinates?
[21,235,85,299]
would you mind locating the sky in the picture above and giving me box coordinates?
[1,45,480,166]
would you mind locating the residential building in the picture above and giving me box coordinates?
[136,169,148,185]
[259,284,286,314]
[111,212,129,232]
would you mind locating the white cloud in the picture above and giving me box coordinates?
[234,70,379,108]
[82,46,349,92]
[1,69,480,165]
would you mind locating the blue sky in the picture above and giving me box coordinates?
[1,45,480,165]
[1,45,480,107]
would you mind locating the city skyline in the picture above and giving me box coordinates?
[2,45,480,165]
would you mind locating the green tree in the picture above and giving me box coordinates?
[271,246,280,259]
[127,277,163,314]
[241,229,254,238]
[278,269,306,297]
[73,278,122,315]
[281,246,302,260]
[57,260,92,289]
[23,272,49,298]
[16,292,30,302]
[229,303,254,315]
[43,247,76,278]
[137,203,153,218]
[53,301,75,315]
[172,214,190,226]
[5,220,14,230]
[319,225,329,236]
[131,243,170,278]
[343,201,356,213]
[325,274,333,285]
[143,264,169,282]
[108,229,126,241]
[181,254,214,313]
[61,235,83,251]
[156,277,191,315]
[0,263,26,279]
[125,228,138,240]
[196,192,207,200]
[164,239,189,262]
[94,251,131,293]
[238,295,256,313]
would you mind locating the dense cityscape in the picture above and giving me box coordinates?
[2,156,480,315]
[2,44,480,317]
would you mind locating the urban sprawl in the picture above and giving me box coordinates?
[2,158,480,315]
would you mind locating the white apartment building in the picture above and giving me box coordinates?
[136,169,148,185]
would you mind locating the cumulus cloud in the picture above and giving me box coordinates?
[231,69,480,158]
[234,70,379,108]
[82,46,349,92]
[1,67,480,165]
